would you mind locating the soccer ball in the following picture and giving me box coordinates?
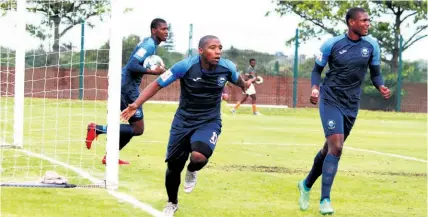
[255,76,264,84]
[143,55,165,70]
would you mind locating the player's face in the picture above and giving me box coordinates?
[152,22,169,42]
[250,60,256,67]
[199,38,222,65]
[351,12,370,36]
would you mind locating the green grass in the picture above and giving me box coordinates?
[1,98,427,217]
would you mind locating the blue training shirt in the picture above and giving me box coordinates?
[314,34,384,115]
[121,37,158,96]
[156,55,239,127]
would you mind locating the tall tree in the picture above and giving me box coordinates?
[267,0,427,74]
[1,0,111,64]
[163,23,175,52]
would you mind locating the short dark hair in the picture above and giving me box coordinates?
[150,18,167,30]
[198,35,219,48]
[249,58,256,63]
[345,7,367,26]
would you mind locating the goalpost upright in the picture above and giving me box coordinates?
[105,0,124,190]
[13,0,26,149]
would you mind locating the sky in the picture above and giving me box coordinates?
[0,0,427,61]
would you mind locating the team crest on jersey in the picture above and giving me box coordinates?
[361,47,369,57]
[217,76,227,86]
[135,109,142,118]
[327,119,336,130]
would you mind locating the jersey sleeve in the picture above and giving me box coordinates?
[370,39,381,66]
[156,59,189,87]
[315,38,336,67]
[224,60,240,84]
[132,40,156,64]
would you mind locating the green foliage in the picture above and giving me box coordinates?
[268,0,428,67]
[222,46,278,75]
[268,0,428,96]
[163,24,175,52]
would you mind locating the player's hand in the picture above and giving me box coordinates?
[310,88,319,105]
[121,103,138,121]
[151,66,166,75]
[379,85,391,100]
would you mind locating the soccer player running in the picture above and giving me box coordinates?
[231,58,261,115]
[297,7,391,215]
[85,18,168,165]
[121,35,254,216]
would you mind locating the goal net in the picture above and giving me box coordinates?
[1,0,123,189]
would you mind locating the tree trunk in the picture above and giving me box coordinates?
[50,15,66,84]
[50,15,60,66]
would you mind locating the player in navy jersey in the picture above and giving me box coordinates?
[297,8,391,215]
[85,18,168,165]
[121,35,254,216]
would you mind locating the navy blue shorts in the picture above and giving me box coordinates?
[319,100,356,138]
[121,92,143,122]
[165,120,221,162]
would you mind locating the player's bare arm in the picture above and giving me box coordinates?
[121,81,162,121]
[235,75,253,92]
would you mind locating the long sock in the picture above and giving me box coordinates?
[95,125,107,135]
[165,159,187,204]
[234,102,241,110]
[119,124,134,150]
[321,154,340,201]
[252,104,257,113]
[165,168,181,204]
[304,151,326,189]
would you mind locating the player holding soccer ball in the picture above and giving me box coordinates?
[231,58,262,115]
[297,8,391,215]
[121,35,253,216]
[84,18,168,165]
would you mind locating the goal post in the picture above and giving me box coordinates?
[13,0,26,149]
[105,0,123,190]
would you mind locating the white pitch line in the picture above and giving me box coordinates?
[345,147,428,163]
[16,148,163,217]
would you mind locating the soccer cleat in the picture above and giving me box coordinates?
[184,170,197,193]
[102,155,129,165]
[162,202,178,217]
[319,198,334,215]
[253,112,262,115]
[85,122,97,149]
[298,180,310,211]
[230,108,236,114]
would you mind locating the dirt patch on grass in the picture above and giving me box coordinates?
[208,164,426,177]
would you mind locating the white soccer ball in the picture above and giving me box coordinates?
[143,55,165,70]
[255,76,264,84]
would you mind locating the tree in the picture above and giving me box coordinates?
[1,0,111,65]
[267,0,427,74]
[163,23,175,52]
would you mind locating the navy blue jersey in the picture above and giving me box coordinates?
[315,34,383,115]
[156,55,239,127]
[121,37,158,96]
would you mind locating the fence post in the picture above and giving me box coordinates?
[188,24,193,57]
[274,61,280,105]
[293,28,299,108]
[79,19,85,100]
[396,35,403,112]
